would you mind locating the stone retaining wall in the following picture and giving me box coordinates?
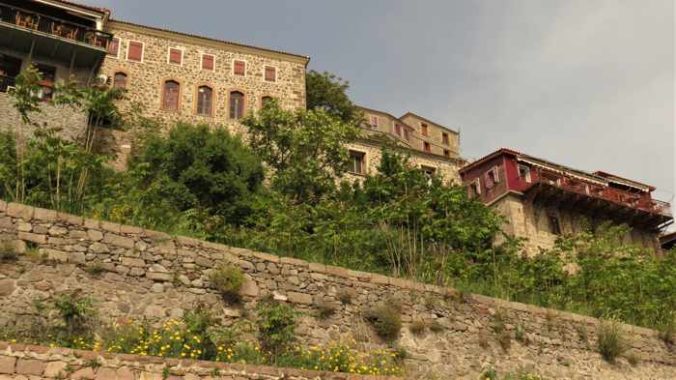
[0,200,674,379]
[0,342,391,380]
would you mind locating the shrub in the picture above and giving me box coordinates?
[364,301,402,342]
[52,293,96,346]
[409,320,427,336]
[315,300,337,320]
[208,264,245,302]
[515,324,529,345]
[492,311,511,351]
[256,299,297,356]
[84,263,106,277]
[658,317,674,347]
[0,241,19,262]
[597,319,628,363]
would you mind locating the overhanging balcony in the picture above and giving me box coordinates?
[0,2,112,68]
[524,169,673,231]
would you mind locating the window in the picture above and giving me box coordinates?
[261,96,274,107]
[469,179,481,197]
[35,63,56,101]
[423,141,431,152]
[127,41,143,62]
[113,72,127,89]
[518,164,531,183]
[549,215,562,235]
[107,37,120,57]
[444,149,450,158]
[201,54,215,71]
[349,150,365,175]
[395,124,402,136]
[229,91,245,119]
[264,66,276,82]
[403,128,410,141]
[196,85,213,116]
[168,48,182,65]
[442,132,449,145]
[233,60,245,76]
[485,167,500,188]
[369,115,378,128]
[421,123,428,136]
[162,80,180,111]
[421,165,436,178]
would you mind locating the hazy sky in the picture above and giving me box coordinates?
[88,0,674,206]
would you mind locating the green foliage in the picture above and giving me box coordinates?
[597,319,628,363]
[256,299,298,356]
[242,101,359,204]
[364,301,402,342]
[305,70,360,124]
[208,264,245,302]
[52,293,96,345]
[0,241,19,262]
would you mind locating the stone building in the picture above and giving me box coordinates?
[460,148,673,254]
[347,106,464,183]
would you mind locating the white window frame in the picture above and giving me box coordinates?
[126,40,145,63]
[201,53,216,71]
[348,150,366,175]
[264,65,277,82]
[369,115,379,128]
[232,59,247,76]
[471,178,482,195]
[167,47,185,66]
[107,37,121,59]
[518,164,531,183]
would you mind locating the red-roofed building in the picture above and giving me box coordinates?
[460,149,673,254]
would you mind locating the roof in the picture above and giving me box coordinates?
[47,0,110,15]
[400,112,459,134]
[357,105,415,130]
[108,20,310,64]
[460,148,655,192]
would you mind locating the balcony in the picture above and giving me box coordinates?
[0,3,111,50]
[525,168,673,230]
[0,74,15,92]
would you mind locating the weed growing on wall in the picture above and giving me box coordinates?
[597,319,628,363]
[364,300,402,342]
[208,264,245,303]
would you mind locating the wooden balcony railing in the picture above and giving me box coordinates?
[0,3,112,50]
[533,168,672,218]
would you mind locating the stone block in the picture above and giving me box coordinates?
[43,361,68,377]
[120,257,145,268]
[57,212,84,226]
[287,291,313,305]
[94,367,117,380]
[89,242,109,253]
[6,203,34,220]
[120,224,143,234]
[87,229,104,241]
[43,249,69,263]
[103,233,136,249]
[71,367,96,379]
[17,221,32,232]
[280,256,308,267]
[33,207,57,222]
[0,356,15,374]
[83,218,100,229]
[115,367,135,380]
[239,275,259,297]
[17,232,47,244]
[15,359,45,376]
[147,272,172,281]
[100,221,121,233]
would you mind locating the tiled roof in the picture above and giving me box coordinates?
[51,0,109,14]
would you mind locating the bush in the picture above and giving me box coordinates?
[0,241,19,262]
[364,302,402,342]
[409,320,427,336]
[256,299,298,356]
[597,319,628,363]
[208,264,245,302]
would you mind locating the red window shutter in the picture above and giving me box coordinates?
[107,37,120,56]
[265,66,276,81]
[128,41,143,61]
[169,48,182,64]
[234,60,245,75]
[202,54,214,70]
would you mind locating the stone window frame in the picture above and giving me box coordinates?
[201,53,216,71]
[112,70,129,89]
[264,65,277,82]
[160,78,182,113]
[107,37,121,59]
[261,95,275,108]
[348,149,367,175]
[126,40,145,63]
[228,89,247,119]
[233,59,247,77]
[194,83,216,117]
[167,47,185,66]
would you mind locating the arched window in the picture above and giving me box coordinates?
[196,85,213,116]
[261,96,274,108]
[162,80,180,111]
[113,72,127,89]
[229,91,244,119]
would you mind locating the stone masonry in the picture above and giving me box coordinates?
[0,341,394,380]
[0,200,674,379]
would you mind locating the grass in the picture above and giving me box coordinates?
[364,300,402,342]
[208,264,245,303]
[597,319,628,363]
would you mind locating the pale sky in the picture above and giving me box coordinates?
[88,0,675,211]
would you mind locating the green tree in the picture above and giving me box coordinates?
[242,101,359,204]
[305,70,361,123]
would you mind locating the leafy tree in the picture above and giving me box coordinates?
[305,70,361,123]
[242,101,359,204]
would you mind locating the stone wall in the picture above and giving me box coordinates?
[0,92,88,142]
[0,342,394,380]
[492,193,662,255]
[0,201,674,379]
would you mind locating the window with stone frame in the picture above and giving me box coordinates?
[442,132,449,145]
[233,60,246,76]
[443,149,451,158]
[229,91,245,119]
[107,37,120,57]
[518,164,532,183]
[196,85,213,116]
[168,48,183,65]
[162,80,180,111]
[469,178,482,197]
[127,41,143,62]
[423,141,431,153]
[113,72,127,89]
[264,66,276,82]
[261,96,274,107]
[348,150,366,175]
[201,54,215,71]
[421,122,428,136]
